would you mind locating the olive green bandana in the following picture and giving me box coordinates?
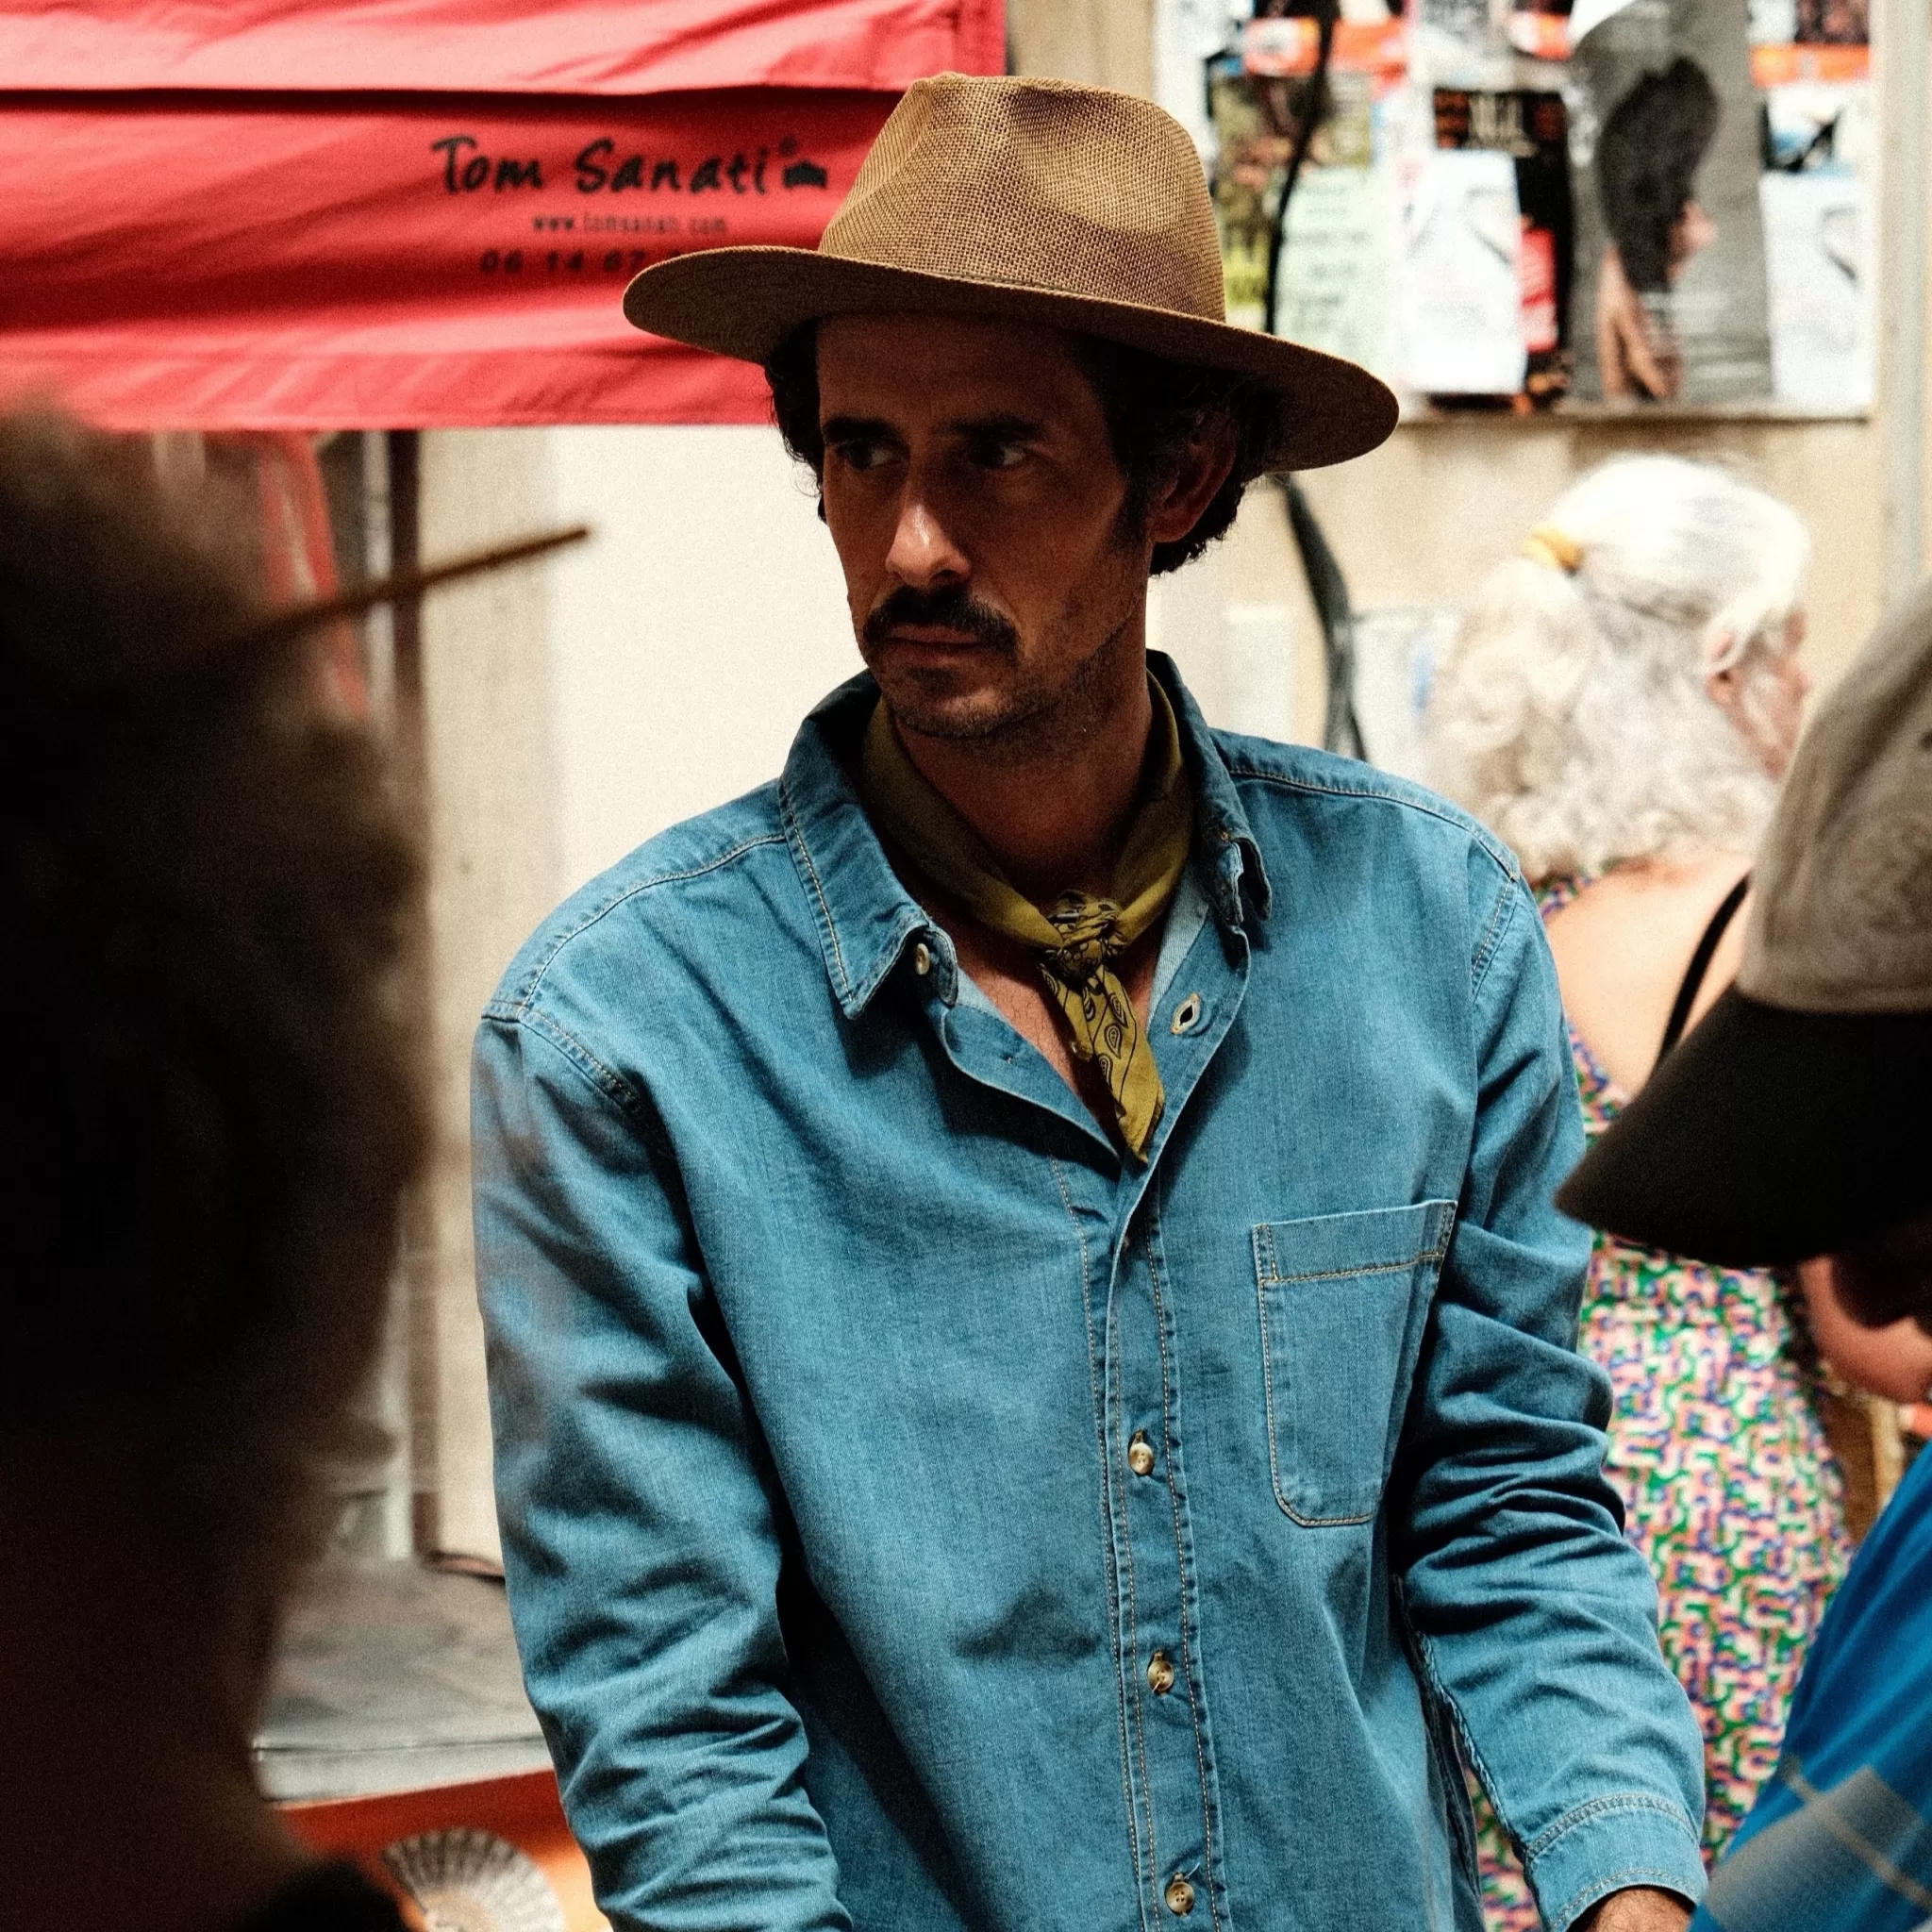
[859,683,1194,1160]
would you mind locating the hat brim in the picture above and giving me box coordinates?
[1556,988,1932,1269]
[623,248,1399,473]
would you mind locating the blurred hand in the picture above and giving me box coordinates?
[1576,1887,1694,1932]
[1596,245,1677,400]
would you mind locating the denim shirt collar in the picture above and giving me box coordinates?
[776,652,1272,1022]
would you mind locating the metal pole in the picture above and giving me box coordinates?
[1880,0,1928,608]
[385,428,442,1557]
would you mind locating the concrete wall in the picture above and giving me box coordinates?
[412,425,861,1554]
[414,430,560,1557]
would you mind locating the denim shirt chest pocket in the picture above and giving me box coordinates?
[1253,1199,1457,1525]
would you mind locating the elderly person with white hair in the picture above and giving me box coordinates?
[1426,455,1850,1926]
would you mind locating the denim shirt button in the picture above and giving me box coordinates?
[1146,1649,1175,1695]
[1164,1875,1196,1917]
[911,941,933,977]
[1127,1431,1156,1477]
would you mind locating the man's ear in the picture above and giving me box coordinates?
[1145,422,1238,547]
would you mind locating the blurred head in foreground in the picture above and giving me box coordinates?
[1559,577,1932,1290]
[1427,454,1810,885]
[0,412,424,1928]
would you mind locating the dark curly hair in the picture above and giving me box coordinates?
[763,322,1288,575]
[1597,58,1721,293]
[0,413,425,1606]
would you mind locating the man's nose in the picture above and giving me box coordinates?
[884,487,970,589]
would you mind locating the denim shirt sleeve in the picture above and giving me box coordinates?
[472,1009,852,1932]
[1393,867,1708,1931]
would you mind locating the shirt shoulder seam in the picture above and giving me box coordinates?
[1220,758,1521,883]
[487,831,788,1022]
[479,1001,669,1148]
[1468,871,1524,1006]
[1218,758,1525,1002]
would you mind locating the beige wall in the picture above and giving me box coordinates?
[414,429,561,1556]
[411,424,861,1556]
[543,425,860,887]
[1282,416,1885,742]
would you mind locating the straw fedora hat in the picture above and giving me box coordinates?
[624,73,1398,473]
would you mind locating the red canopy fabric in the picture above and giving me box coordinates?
[0,0,1004,429]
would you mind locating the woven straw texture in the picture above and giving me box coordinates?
[825,75,1224,318]
[1744,575,1932,1013]
[624,75,1397,473]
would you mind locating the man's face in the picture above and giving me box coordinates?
[815,313,1147,746]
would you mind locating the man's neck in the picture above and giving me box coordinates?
[892,641,1157,901]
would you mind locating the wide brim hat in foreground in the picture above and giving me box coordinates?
[1558,578,1932,1268]
[624,74,1398,475]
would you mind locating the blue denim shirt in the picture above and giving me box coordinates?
[474,658,1706,1932]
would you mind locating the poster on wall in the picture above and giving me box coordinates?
[1430,87,1573,400]
[1758,57,1874,408]
[1156,0,1874,419]
[1567,0,1772,402]
[1395,146,1527,394]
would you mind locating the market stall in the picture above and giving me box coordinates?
[0,0,1002,426]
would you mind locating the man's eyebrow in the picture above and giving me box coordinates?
[943,411,1046,440]
[820,413,899,444]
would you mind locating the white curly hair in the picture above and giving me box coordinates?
[1424,455,1809,883]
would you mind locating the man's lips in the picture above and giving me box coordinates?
[882,625,988,646]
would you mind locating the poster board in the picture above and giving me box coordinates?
[1158,0,1874,417]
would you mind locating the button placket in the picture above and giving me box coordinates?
[1107,1188,1219,1932]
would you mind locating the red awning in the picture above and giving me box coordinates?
[0,1,1003,429]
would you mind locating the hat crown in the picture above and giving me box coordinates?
[818,74,1227,323]
[1743,577,1932,1015]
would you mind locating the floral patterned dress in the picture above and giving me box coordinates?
[1474,875,1853,1928]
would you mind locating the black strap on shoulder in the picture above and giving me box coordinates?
[1657,872,1752,1068]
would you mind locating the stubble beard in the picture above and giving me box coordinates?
[868,558,1147,766]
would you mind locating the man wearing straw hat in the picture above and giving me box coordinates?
[475,75,1704,1932]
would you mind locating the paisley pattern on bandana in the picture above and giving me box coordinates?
[1474,876,1853,1929]
[1040,892,1161,1148]
[857,685,1192,1160]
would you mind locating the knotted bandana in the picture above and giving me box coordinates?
[859,684,1194,1160]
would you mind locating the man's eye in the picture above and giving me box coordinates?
[832,439,894,473]
[971,440,1027,471]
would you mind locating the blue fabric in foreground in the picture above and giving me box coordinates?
[1697,1444,1932,1932]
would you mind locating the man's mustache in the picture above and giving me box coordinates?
[862,585,1018,652]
